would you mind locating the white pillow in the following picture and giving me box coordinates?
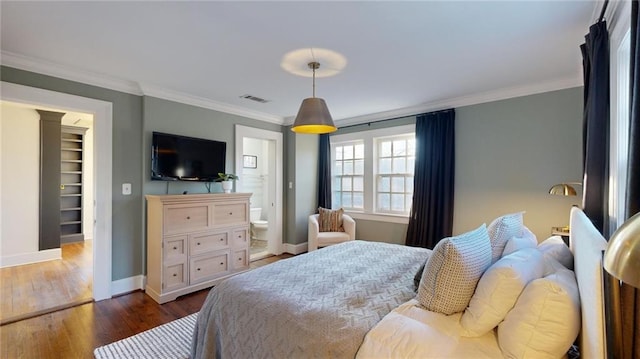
[487,212,525,263]
[417,224,492,315]
[502,226,537,257]
[498,267,581,359]
[538,236,574,270]
[461,247,544,337]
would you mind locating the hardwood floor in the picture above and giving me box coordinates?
[1,241,93,325]
[0,253,293,359]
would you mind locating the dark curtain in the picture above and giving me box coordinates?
[621,2,640,358]
[317,133,332,209]
[580,20,610,234]
[405,109,455,249]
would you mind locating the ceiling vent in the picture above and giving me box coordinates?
[240,94,270,103]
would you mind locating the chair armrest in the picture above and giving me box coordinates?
[342,214,356,240]
[308,214,320,251]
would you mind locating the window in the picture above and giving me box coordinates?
[331,124,415,221]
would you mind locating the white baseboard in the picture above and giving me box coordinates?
[0,248,62,268]
[283,242,308,255]
[111,275,145,296]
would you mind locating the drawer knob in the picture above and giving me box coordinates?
[238,258,242,261]
[197,268,201,271]
[187,216,191,220]
[173,246,177,250]
[220,262,224,265]
[197,242,201,246]
[173,273,177,277]
[220,238,224,241]
[228,212,233,215]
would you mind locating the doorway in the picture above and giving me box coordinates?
[235,125,283,260]
[1,81,113,303]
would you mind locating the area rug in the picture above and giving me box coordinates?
[93,312,197,359]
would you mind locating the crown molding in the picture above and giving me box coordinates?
[1,51,143,95]
[139,84,284,125]
[332,75,583,128]
[1,51,284,124]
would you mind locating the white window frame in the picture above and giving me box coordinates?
[331,124,415,224]
[374,133,415,215]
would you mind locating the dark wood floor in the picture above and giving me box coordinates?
[0,253,293,359]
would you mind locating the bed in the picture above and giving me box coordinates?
[191,207,608,358]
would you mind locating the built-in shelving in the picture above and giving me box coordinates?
[60,126,87,243]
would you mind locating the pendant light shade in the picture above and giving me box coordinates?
[548,182,579,196]
[291,62,337,134]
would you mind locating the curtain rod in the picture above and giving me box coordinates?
[336,108,454,131]
[598,0,609,23]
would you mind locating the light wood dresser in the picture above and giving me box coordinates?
[145,193,251,303]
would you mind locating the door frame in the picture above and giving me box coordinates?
[235,125,283,255]
[2,81,113,301]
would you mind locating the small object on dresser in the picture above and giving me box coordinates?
[551,226,570,245]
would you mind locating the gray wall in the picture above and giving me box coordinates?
[454,87,582,240]
[2,66,144,281]
[328,87,582,244]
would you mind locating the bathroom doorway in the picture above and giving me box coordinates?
[235,125,283,261]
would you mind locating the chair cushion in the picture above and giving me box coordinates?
[417,224,492,315]
[318,207,345,232]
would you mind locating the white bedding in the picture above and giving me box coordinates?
[356,299,502,359]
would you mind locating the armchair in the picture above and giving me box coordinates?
[308,213,356,252]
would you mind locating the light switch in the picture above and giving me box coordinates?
[289,182,293,189]
[122,183,132,195]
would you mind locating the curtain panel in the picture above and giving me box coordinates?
[317,133,332,210]
[622,2,640,358]
[405,109,455,249]
[580,20,610,234]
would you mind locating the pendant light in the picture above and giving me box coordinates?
[291,61,337,134]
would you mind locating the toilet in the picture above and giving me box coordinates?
[250,208,269,241]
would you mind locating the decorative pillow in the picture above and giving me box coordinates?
[538,235,573,270]
[501,226,537,257]
[498,267,581,359]
[417,224,492,315]
[318,207,345,232]
[460,247,544,337]
[487,212,525,263]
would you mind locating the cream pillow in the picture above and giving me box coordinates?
[498,268,581,359]
[461,247,544,337]
[538,236,573,270]
[417,224,492,315]
[502,226,537,257]
[487,212,524,263]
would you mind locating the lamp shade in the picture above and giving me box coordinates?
[291,97,337,134]
[604,212,640,288]
[548,183,578,196]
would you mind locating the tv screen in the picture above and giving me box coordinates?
[151,132,226,182]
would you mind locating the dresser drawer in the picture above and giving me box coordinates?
[189,231,228,256]
[231,228,248,247]
[233,249,248,270]
[213,203,247,226]
[190,251,229,284]
[164,205,209,234]
[164,235,187,261]
[164,262,187,291]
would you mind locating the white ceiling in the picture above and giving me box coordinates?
[1,1,598,126]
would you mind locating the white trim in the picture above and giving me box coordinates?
[1,81,113,301]
[1,51,142,96]
[111,275,145,296]
[331,77,581,128]
[235,125,284,256]
[283,242,308,255]
[2,51,284,124]
[347,212,409,225]
[0,248,61,268]
[139,84,284,125]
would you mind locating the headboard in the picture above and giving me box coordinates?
[569,207,608,359]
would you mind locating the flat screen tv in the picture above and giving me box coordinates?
[151,132,226,182]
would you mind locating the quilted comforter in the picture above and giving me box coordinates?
[191,240,430,359]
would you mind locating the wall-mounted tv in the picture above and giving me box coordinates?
[151,132,226,182]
